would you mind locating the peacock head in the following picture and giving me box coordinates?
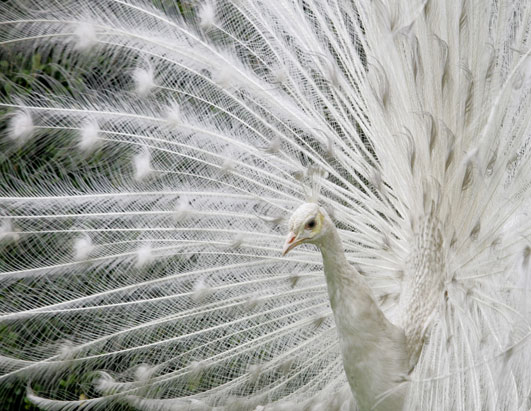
[282,203,331,256]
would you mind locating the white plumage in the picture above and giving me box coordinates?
[283,203,408,410]
[0,1,530,410]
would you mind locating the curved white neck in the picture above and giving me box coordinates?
[317,226,408,411]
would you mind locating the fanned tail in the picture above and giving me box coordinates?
[0,1,530,410]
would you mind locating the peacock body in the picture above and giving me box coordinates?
[0,0,530,410]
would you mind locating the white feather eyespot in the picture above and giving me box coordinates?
[221,157,235,174]
[213,66,236,89]
[8,111,34,143]
[175,196,191,220]
[73,22,97,51]
[189,360,209,382]
[94,372,117,395]
[135,364,156,381]
[57,340,75,360]
[264,136,281,154]
[133,148,152,181]
[165,102,181,127]
[78,120,100,153]
[73,235,93,261]
[132,66,156,96]
[136,243,153,268]
[198,1,217,31]
[192,278,213,303]
[270,65,288,84]
[0,219,19,242]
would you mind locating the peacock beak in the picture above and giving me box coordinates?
[282,232,304,256]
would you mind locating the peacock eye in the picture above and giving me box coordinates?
[306,219,316,229]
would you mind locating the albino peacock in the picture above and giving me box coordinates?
[0,0,530,410]
[283,202,409,410]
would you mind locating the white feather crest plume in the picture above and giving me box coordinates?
[300,165,329,204]
[0,1,530,411]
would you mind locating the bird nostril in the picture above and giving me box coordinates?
[288,235,296,244]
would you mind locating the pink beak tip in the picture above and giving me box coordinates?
[282,233,298,256]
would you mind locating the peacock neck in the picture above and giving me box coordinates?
[317,225,408,411]
[317,227,367,311]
